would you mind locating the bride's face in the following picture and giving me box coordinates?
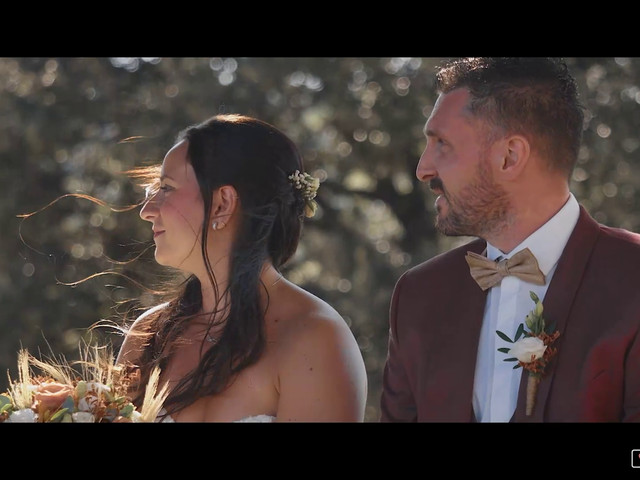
[140,139,205,271]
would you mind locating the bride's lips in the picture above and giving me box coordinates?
[153,230,165,238]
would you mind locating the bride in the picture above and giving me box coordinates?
[116,114,367,422]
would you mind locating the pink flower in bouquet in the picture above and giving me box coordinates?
[1,347,170,423]
[33,382,75,412]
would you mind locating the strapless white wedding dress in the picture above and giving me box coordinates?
[156,409,275,423]
[232,414,276,423]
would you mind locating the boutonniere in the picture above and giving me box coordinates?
[496,291,560,416]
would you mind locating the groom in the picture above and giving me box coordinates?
[380,57,640,422]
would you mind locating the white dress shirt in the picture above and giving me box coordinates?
[472,194,580,422]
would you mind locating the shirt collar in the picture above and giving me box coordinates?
[486,193,580,276]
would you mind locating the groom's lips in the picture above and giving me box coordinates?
[429,177,444,193]
[430,186,445,196]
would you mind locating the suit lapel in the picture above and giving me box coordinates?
[420,239,488,421]
[451,240,488,421]
[512,207,600,421]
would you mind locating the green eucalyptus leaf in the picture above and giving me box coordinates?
[104,407,118,422]
[119,403,134,417]
[0,395,11,408]
[496,330,513,343]
[0,403,13,414]
[503,357,518,362]
[515,323,525,341]
[48,408,69,422]
[61,395,75,412]
[497,347,511,354]
[529,291,539,303]
[76,381,87,398]
[512,364,522,370]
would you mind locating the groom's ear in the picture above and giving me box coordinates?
[211,185,239,227]
[494,135,530,180]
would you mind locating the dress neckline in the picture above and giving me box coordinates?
[156,409,275,423]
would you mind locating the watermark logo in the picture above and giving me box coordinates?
[632,449,640,468]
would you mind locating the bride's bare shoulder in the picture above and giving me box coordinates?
[266,281,367,420]
[268,281,357,354]
[133,301,170,323]
[116,302,169,365]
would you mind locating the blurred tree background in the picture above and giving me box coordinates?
[1,57,638,422]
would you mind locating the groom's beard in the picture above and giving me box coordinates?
[431,159,512,239]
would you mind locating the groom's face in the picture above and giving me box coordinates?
[416,88,510,238]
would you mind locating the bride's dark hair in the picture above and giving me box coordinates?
[127,114,309,416]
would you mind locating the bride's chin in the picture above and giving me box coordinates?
[153,252,171,267]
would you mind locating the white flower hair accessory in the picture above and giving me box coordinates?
[288,170,320,218]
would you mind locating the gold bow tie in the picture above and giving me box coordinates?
[465,247,546,291]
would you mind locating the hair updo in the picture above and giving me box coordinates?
[178,113,309,268]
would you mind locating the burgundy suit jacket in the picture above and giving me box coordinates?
[380,206,640,422]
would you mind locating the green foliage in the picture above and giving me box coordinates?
[0,394,12,414]
[1,57,639,422]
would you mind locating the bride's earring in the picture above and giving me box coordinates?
[212,221,218,230]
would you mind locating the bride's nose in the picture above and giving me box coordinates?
[140,194,159,223]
